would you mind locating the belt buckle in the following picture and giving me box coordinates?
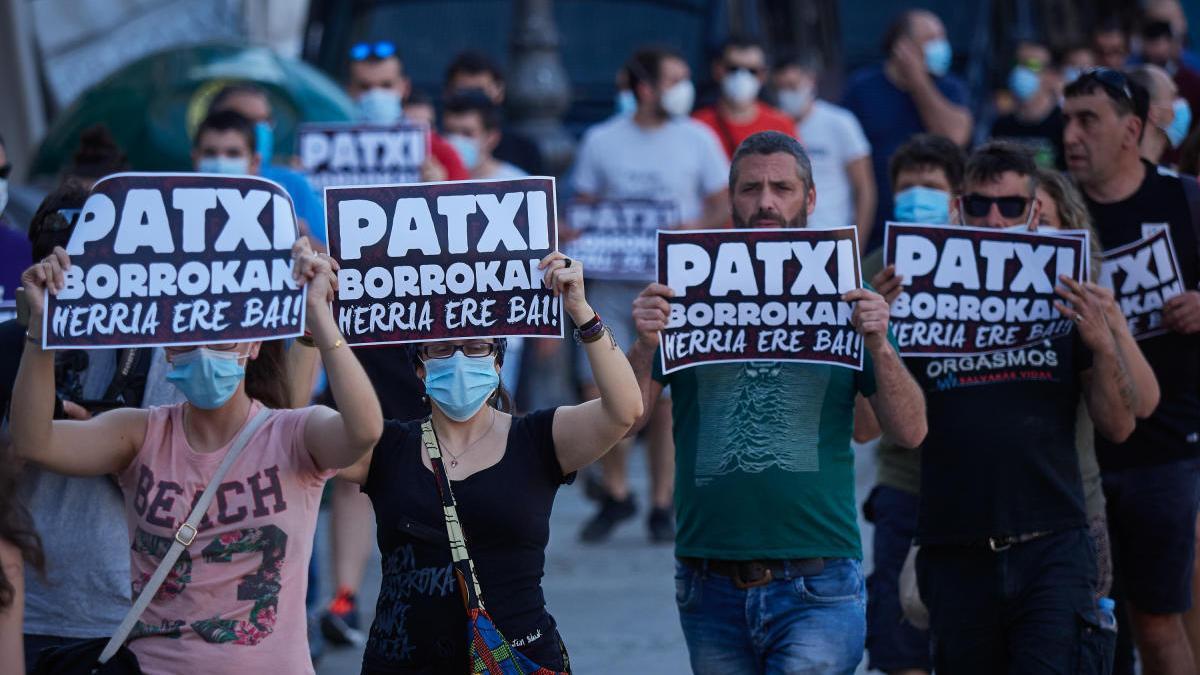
[732,562,773,589]
[988,536,1011,552]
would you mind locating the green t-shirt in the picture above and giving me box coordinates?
[653,350,882,561]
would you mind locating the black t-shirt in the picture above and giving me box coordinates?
[494,129,543,176]
[0,319,25,421]
[916,335,1091,544]
[361,409,572,673]
[990,107,1066,170]
[322,345,430,423]
[1085,162,1200,471]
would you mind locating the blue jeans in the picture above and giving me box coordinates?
[675,557,866,674]
[864,485,932,672]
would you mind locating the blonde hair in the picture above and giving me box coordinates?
[1037,169,1104,280]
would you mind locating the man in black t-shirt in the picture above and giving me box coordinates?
[990,40,1066,169]
[1066,68,1200,674]
[891,142,1137,673]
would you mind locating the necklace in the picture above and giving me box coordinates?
[441,409,497,468]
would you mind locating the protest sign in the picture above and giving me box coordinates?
[1099,228,1184,340]
[657,227,864,375]
[562,199,678,280]
[298,122,428,190]
[326,177,563,345]
[883,222,1087,357]
[44,173,305,349]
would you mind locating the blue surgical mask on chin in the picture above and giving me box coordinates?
[358,88,403,124]
[166,348,247,410]
[255,121,274,163]
[894,186,952,224]
[924,39,953,77]
[423,352,499,422]
[197,156,251,175]
[1164,98,1193,148]
[615,90,637,116]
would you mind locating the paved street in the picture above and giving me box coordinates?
[316,441,879,674]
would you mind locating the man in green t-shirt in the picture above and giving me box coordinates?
[625,131,928,674]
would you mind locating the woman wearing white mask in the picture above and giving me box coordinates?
[339,252,643,674]
[10,237,382,675]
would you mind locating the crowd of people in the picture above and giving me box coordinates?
[0,2,1200,674]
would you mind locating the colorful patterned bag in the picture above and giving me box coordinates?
[421,420,570,675]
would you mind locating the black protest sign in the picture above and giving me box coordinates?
[562,199,679,280]
[883,222,1087,357]
[327,177,562,345]
[1099,228,1184,340]
[44,173,305,349]
[657,227,864,375]
[298,122,428,190]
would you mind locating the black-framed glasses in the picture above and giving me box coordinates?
[349,41,397,61]
[419,342,497,360]
[963,194,1030,219]
[1076,67,1134,105]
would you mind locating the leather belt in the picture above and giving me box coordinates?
[984,530,1053,552]
[679,557,827,589]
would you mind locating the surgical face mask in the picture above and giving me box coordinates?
[357,88,403,124]
[615,90,637,116]
[924,39,953,77]
[722,69,761,105]
[777,85,815,117]
[423,352,499,422]
[893,186,951,224]
[197,156,251,175]
[446,134,480,170]
[0,178,7,216]
[1008,66,1041,102]
[166,348,247,410]
[255,121,274,162]
[660,80,696,118]
[1163,98,1193,148]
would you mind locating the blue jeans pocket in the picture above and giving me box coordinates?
[675,562,701,611]
[794,559,864,604]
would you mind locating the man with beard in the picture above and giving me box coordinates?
[625,130,927,673]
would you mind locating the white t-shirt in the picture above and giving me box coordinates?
[798,100,871,230]
[571,115,729,224]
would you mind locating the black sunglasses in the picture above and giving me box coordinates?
[349,41,396,61]
[963,194,1030,219]
[1076,67,1134,105]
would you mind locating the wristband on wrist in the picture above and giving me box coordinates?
[576,313,601,332]
[574,313,605,344]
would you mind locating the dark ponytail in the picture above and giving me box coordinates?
[245,340,291,409]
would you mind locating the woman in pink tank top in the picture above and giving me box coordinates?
[10,238,383,675]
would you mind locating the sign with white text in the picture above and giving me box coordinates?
[562,199,679,280]
[1100,228,1184,340]
[44,173,304,348]
[326,177,563,345]
[298,122,429,190]
[657,227,864,374]
[883,222,1087,356]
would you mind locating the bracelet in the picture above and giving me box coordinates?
[576,313,601,332]
[296,335,316,348]
[575,321,611,345]
[24,330,40,347]
[318,337,345,351]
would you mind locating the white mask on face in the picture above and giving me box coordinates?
[722,69,761,105]
[0,178,8,216]
[357,88,403,124]
[660,80,696,118]
[777,85,815,117]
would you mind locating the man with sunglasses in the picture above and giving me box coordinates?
[343,40,469,184]
[693,36,796,159]
[1066,67,1200,675]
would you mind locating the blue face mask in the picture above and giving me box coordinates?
[255,121,274,163]
[894,186,952,224]
[1008,66,1041,102]
[1164,98,1193,148]
[166,348,247,410]
[615,90,637,116]
[197,156,250,175]
[924,39,953,77]
[423,352,499,422]
[358,88,403,124]
[445,134,480,170]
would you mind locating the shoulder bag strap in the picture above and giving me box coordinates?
[420,419,487,612]
[98,406,273,664]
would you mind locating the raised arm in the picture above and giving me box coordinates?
[294,239,384,471]
[548,253,644,474]
[1090,282,1159,418]
[625,283,673,436]
[892,37,972,145]
[844,287,927,448]
[1056,277,1135,442]
[10,247,146,476]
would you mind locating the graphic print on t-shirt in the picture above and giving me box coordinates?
[916,341,1064,392]
[694,361,827,483]
[370,543,456,662]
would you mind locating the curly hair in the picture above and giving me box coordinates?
[0,445,44,609]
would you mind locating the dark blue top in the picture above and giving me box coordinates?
[842,64,969,252]
[261,164,327,244]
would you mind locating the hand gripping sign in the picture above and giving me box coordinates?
[561,199,679,281]
[298,122,429,190]
[883,222,1088,357]
[44,173,305,349]
[1099,227,1185,340]
[326,177,563,345]
[658,227,864,375]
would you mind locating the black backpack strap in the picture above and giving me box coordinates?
[102,348,151,406]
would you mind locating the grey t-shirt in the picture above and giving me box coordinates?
[21,348,182,638]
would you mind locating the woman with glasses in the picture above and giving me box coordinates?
[9,237,382,674]
[339,252,643,674]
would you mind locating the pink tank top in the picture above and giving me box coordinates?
[117,402,334,675]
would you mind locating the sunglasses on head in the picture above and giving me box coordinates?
[349,41,397,61]
[1076,67,1134,105]
[962,194,1030,219]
